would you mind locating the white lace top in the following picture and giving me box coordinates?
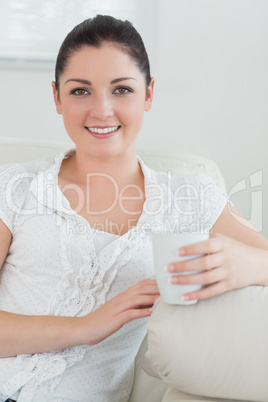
[0,150,227,402]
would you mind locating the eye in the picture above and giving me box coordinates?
[113,87,133,95]
[71,88,90,96]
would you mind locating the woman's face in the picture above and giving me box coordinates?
[52,43,154,158]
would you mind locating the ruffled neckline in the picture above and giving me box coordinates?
[29,148,173,240]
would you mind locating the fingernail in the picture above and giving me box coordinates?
[181,294,190,301]
[178,248,186,256]
[166,264,175,272]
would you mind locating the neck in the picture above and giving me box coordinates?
[61,147,142,188]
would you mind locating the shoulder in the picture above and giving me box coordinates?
[0,155,58,184]
[143,163,227,229]
[0,156,55,174]
[141,157,220,191]
[0,155,62,234]
[173,172,220,192]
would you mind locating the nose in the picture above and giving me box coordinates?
[90,94,113,120]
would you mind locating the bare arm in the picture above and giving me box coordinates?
[211,204,268,250]
[0,219,12,270]
[0,280,159,358]
[0,221,159,357]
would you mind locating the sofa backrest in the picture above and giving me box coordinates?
[0,139,226,192]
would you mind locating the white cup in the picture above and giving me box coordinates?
[152,232,209,305]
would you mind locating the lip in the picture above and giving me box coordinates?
[85,125,121,139]
[88,125,118,129]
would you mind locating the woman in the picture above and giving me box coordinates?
[0,15,267,402]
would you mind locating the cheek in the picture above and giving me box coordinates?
[62,102,87,123]
[60,104,88,138]
[121,99,145,125]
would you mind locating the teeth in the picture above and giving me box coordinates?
[88,126,119,134]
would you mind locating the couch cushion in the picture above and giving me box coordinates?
[161,387,245,402]
[140,287,268,401]
[162,386,243,402]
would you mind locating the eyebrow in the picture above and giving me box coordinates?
[64,77,137,85]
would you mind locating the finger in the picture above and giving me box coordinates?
[169,267,225,286]
[167,252,223,273]
[132,280,159,295]
[119,307,154,324]
[182,281,228,301]
[116,294,160,312]
[134,294,160,308]
[139,279,158,286]
[178,236,224,257]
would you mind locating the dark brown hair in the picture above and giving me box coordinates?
[55,15,151,91]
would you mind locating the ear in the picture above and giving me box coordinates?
[52,81,62,115]
[144,78,155,112]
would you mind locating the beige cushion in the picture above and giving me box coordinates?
[162,386,243,402]
[128,336,168,402]
[140,287,268,401]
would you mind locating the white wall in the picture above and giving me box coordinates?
[1,0,268,235]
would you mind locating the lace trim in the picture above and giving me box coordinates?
[0,347,86,402]
[46,218,150,318]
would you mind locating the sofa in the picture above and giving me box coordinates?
[1,138,267,402]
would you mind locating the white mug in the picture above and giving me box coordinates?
[152,232,209,305]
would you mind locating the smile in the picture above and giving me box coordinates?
[86,126,120,134]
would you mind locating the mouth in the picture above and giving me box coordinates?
[86,125,121,135]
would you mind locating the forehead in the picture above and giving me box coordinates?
[62,43,142,80]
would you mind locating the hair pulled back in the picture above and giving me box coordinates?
[55,15,151,91]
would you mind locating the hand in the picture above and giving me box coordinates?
[166,234,268,301]
[80,279,160,345]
